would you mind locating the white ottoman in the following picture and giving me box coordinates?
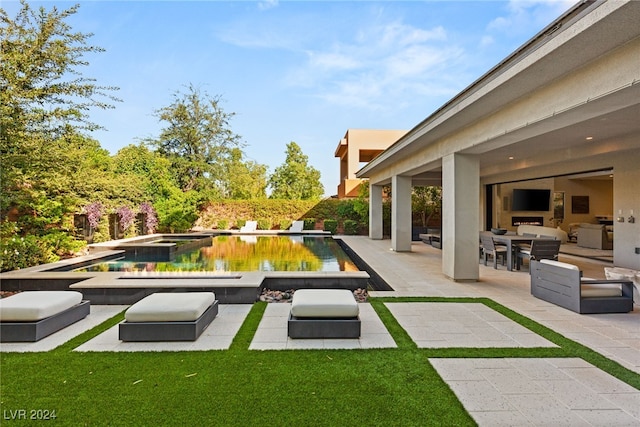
[119,292,218,342]
[288,289,360,339]
[0,291,90,342]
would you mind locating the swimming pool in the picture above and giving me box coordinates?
[74,235,359,273]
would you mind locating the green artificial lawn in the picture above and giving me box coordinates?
[1,298,638,426]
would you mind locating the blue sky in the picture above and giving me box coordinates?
[5,0,574,196]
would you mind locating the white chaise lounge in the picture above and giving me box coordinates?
[119,292,218,341]
[0,291,90,342]
[288,289,360,339]
[239,221,258,233]
[288,221,304,232]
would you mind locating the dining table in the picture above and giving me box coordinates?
[480,231,549,271]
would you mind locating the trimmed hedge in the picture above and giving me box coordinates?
[257,219,271,230]
[323,219,338,234]
[197,199,369,233]
[343,219,359,235]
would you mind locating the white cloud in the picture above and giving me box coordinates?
[480,35,495,48]
[258,0,279,11]
[307,51,362,71]
[283,19,465,111]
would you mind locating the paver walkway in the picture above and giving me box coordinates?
[431,358,640,426]
[386,302,556,348]
[341,236,640,426]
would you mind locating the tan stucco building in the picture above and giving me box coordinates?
[357,0,640,281]
[335,129,406,198]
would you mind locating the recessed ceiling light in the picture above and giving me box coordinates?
[585,136,593,140]
[508,156,514,160]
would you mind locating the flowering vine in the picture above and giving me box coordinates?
[116,206,135,231]
[85,202,103,229]
[140,202,158,233]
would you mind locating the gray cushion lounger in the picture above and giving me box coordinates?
[0,291,90,342]
[119,292,218,342]
[288,289,360,339]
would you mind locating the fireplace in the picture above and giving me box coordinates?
[512,216,543,226]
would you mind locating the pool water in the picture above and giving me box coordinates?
[75,235,359,273]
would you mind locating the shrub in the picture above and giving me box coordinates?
[257,219,271,230]
[343,220,359,235]
[323,219,337,234]
[279,220,291,230]
[303,218,316,230]
[217,219,229,230]
[236,219,247,229]
[40,231,86,257]
[0,234,57,272]
[154,189,200,233]
[337,200,360,221]
[91,216,111,243]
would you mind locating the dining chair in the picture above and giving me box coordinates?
[480,234,508,269]
[516,239,562,271]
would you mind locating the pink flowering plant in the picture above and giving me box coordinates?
[85,202,103,229]
[140,202,158,233]
[116,206,135,232]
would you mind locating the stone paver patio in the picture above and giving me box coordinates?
[431,358,640,426]
[386,302,557,348]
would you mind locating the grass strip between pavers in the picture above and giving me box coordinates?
[228,301,267,351]
[373,296,640,390]
[1,297,638,426]
[54,309,126,353]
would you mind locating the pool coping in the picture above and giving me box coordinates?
[0,234,370,304]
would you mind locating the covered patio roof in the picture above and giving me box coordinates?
[356,0,640,281]
[357,0,640,186]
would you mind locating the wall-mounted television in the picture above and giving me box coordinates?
[511,189,551,211]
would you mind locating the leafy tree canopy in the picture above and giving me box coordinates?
[268,141,324,200]
[1,0,119,222]
[220,148,268,200]
[147,84,242,196]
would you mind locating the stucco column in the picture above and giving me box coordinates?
[391,175,412,251]
[369,183,383,240]
[442,153,480,281]
[347,145,359,180]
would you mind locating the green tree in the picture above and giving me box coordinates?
[148,84,242,196]
[0,0,119,223]
[221,148,268,199]
[268,142,324,200]
[113,144,177,201]
[412,186,442,227]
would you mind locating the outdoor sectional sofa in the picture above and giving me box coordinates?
[0,291,90,342]
[288,289,360,339]
[530,259,633,314]
[119,292,218,341]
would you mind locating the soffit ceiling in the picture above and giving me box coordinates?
[360,1,640,186]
